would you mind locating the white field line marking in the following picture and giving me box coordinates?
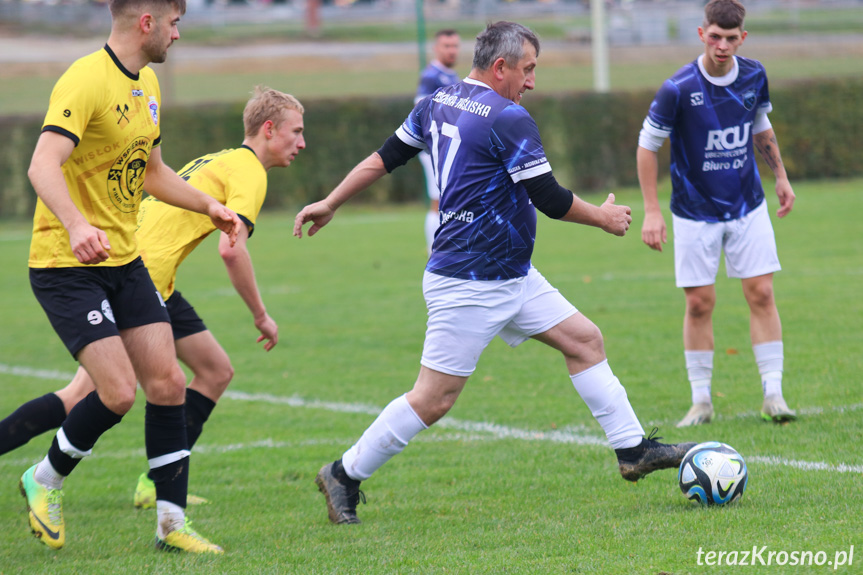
[3,364,862,475]
[0,363,73,381]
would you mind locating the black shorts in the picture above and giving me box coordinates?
[30,257,170,358]
[165,290,207,340]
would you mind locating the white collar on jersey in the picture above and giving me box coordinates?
[697,54,739,87]
[464,77,492,89]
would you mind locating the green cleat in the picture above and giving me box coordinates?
[19,464,65,550]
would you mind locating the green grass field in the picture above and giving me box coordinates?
[0,179,861,573]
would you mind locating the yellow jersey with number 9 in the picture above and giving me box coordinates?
[29,45,162,269]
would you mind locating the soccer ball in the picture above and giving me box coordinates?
[678,442,748,506]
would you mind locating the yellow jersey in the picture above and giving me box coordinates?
[137,145,267,299]
[29,45,162,268]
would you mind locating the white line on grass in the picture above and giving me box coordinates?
[3,364,862,475]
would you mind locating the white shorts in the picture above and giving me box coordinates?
[672,200,781,288]
[417,151,440,201]
[421,267,577,377]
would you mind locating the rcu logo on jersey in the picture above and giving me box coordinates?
[108,136,150,213]
[705,122,751,151]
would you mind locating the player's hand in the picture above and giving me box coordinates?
[293,200,335,238]
[641,210,667,252]
[599,193,632,237]
[254,313,278,352]
[68,221,111,264]
[775,178,795,218]
[208,203,242,247]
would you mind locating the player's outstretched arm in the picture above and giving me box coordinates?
[637,145,667,252]
[293,152,389,238]
[28,131,111,264]
[754,129,795,218]
[219,226,278,351]
[559,192,632,237]
[145,146,242,246]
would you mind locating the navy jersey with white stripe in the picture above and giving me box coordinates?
[643,55,772,222]
[397,78,551,280]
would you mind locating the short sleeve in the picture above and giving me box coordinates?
[644,79,681,137]
[492,105,551,183]
[41,65,101,146]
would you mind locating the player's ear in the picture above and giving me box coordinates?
[493,57,507,79]
[139,13,154,33]
[262,120,275,139]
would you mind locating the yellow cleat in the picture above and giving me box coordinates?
[155,521,223,554]
[134,472,209,509]
[19,464,65,550]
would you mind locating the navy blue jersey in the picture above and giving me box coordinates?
[643,56,772,222]
[415,62,460,103]
[397,78,551,280]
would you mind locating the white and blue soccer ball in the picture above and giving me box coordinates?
[678,442,748,506]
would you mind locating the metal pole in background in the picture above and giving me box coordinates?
[416,0,427,72]
[590,0,610,93]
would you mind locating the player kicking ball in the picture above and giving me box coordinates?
[295,22,695,525]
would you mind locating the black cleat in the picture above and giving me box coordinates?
[315,459,365,524]
[615,428,696,482]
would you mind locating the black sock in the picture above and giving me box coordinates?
[184,388,216,449]
[0,393,67,456]
[47,391,122,476]
[146,402,189,508]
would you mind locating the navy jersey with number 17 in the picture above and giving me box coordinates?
[643,55,772,222]
[396,78,551,281]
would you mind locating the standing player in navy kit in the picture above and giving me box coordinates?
[415,29,461,254]
[295,21,695,525]
[636,0,796,427]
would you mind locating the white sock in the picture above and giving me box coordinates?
[34,456,64,491]
[754,341,784,397]
[424,211,439,254]
[569,360,644,449]
[342,394,428,481]
[156,500,185,538]
[685,350,714,405]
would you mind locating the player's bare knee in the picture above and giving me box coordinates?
[199,361,234,397]
[563,322,605,363]
[100,383,137,415]
[745,284,775,310]
[685,293,715,318]
[142,366,187,405]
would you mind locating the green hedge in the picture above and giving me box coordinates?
[2,78,861,219]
